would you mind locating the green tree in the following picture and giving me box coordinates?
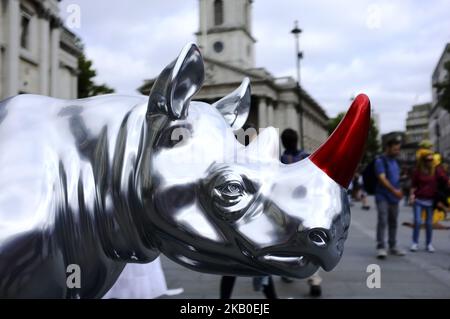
[328,112,380,168]
[78,52,115,98]
[434,58,450,113]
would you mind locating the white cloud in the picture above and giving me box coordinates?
[84,45,150,94]
[60,0,450,134]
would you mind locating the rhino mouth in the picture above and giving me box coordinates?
[261,254,308,267]
[257,252,321,278]
[257,242,340,271]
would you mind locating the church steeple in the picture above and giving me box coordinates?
[197,0,256,69]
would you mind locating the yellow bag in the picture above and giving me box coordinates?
[421,209,445,224]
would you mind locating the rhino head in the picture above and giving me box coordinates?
[139,43,370,279]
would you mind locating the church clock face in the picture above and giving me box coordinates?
[213,41,224,53]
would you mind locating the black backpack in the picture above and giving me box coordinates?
[362,156,388,195]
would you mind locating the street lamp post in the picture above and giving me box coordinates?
[291,20,303,85]
[291,20,304,149]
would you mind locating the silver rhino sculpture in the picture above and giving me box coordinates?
[0,43,370,298]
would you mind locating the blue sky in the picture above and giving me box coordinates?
[60,0,450,133]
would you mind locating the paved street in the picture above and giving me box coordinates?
[160,196,450,299]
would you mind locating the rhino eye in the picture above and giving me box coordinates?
[205,172,256,222]
[216,182,243,197]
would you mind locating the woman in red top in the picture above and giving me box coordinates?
[409,151,448,252]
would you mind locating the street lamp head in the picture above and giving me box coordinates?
[291,20,302,35]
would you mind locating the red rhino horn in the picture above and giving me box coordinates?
[309,94,371,188]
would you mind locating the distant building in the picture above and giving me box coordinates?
[406,103,431,145]
[402,103,431,164]
[429,43,450,160]
[0,0,82,100]
[138,0,329,153]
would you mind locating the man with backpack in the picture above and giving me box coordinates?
[374,138,406,259]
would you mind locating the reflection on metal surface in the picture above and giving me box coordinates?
[0,43,370,298]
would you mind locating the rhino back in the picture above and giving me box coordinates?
[0,94,148,298]
[0,94,147,232]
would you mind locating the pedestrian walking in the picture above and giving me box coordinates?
[375,137,406,259]
[409,150,449,252]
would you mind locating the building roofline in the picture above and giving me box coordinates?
[137,57,328,121]
[411,102,431,108]
[200,59,328,119]
[196,26,257,43]
[60,26,83,57]
[204,57,268,80]
[432,43,450,78]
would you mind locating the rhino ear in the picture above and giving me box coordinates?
[147,43,204,120]
[213,77,251,130]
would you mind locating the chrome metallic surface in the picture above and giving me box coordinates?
[0,43,367,298]
[213,77,251,130]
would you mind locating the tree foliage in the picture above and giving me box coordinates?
[78,52,115,98]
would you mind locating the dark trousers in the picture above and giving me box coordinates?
[220,276,277,299]
[412,202,433,245]
[376,200,399,249]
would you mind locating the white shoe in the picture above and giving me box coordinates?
[410,243,418,252]
[389,247,406,256]
[377,248,387,259]
[426,244,435,253]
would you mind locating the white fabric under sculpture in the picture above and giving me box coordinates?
[103,257,183,299]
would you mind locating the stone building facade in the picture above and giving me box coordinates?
[139,0,329,153]
[429,43,450,160]
[0,0,81,100]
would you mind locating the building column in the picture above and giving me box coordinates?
[39,15,50,95]
[258,97,267,129]
[293,106,300,135]
[298,108,304,150]
[72,68,78,99]
[50,23,60,97]
[267,101,274,127]
[302,112,310,152]
[285,103,299,134]
[284,104,291,130]
[6,0,20,97]
[275,103,286,134]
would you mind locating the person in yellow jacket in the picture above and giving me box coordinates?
[414,149,450,224]
[415,142,449,224]
[431,153,450,222]
[415,140,433,162]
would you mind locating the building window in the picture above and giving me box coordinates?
[20,11,31,50]
[214,0,224,25]
[213,41,224,53]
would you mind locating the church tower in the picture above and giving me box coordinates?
[196,0,256,69]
